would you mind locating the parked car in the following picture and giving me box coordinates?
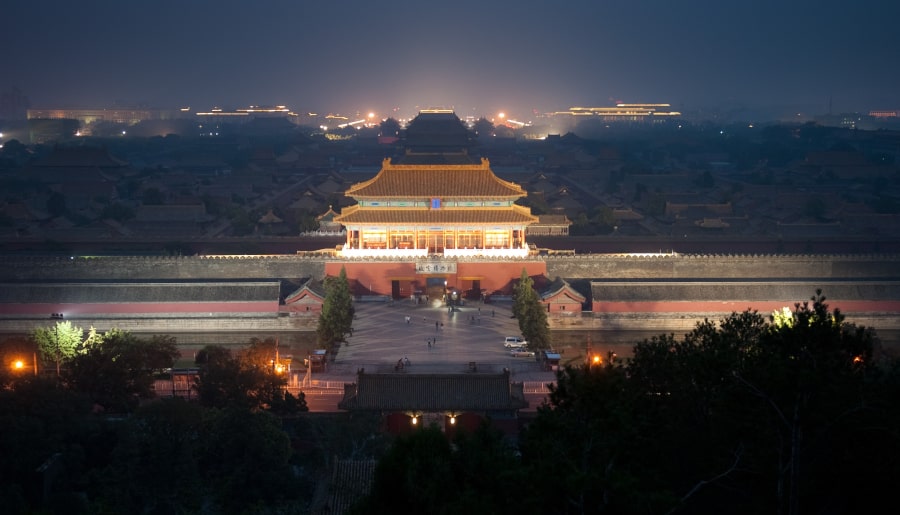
[509,349,536,358]
[504,336,527,348]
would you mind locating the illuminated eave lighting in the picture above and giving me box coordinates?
[196,112,249,116]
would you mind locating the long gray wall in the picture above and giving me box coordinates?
[2,253,899,282]
[544,253,900,280]
[0,254,330,281]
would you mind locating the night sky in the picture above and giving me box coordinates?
[4,0,900,119]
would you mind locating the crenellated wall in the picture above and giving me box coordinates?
[2,253,898,282]
[0,254,900,281]
[0,254,330,281]
[543,253,900,280]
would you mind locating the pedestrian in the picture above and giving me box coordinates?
[492,309,495,317]
[478,307,481,314]
[435,321,439,331]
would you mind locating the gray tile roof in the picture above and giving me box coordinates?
[320,458,377,515]
[338,372,528,412]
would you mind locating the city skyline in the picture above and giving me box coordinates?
[4,0,900,121]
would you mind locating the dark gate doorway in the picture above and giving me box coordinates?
[425,277,447,304]
[391,280,400,300]
[470,279,481,300]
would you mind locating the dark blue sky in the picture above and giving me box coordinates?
[4,0,899,120]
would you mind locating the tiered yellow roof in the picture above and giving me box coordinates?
[335,204,537,225]
[345,158,525,199]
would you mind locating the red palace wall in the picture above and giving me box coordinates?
[325,260,548,298]
[593,300,900,315]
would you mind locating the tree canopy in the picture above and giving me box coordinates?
[317,266,355,351]
[358,292,899,515]
[194,339,307,414]
[512,268,551,350]
[32,320,83,375]
[518,292,899,515]
[65,329,179,412]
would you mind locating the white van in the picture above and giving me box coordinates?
[504,336,527,348]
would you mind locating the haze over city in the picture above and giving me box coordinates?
[4,0,900,121]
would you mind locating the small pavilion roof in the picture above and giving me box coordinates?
[541,276,586,303]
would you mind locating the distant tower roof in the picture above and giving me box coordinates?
[399,110,475,164]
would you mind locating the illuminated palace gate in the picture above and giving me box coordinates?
[325,260,548,301]
[329,111,544,299]
[333,158,537,260]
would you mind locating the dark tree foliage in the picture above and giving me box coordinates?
[0,376,96,513]
[65,330,178,412]
[518,361,671,515]
[197,407,298,515]
[194,341,307,414]
[512,268,551,350]
[91,398,205,514]
[473,117,494,138]
[517,292,900,515]
[351,423,532,515]
[379,117,401,137]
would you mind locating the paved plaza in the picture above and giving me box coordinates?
[313,299,556,383]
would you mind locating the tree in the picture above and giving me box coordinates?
[519,292,898,515]
[197,407,297,514]
[32,320,83,376]
[473,117,494,139]
[317,266,355,351]
[97,398,205,514]
[65,329,179,412]
[194,341,307,413]
[351,424,531,515]
[732,292,885,515]
[379,117,401,138]
[519,362,657,515]
[512,269,551,350]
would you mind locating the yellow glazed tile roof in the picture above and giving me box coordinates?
[345,158,526,199]
[334,204,538,225]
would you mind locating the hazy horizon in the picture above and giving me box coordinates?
[4,0,900,121]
